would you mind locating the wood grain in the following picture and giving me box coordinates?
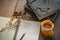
[0,0,17,17]
[15,0,26,13]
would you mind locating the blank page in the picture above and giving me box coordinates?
[16,20,40,40]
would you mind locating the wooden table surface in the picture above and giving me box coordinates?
[15,0,26,13]
[0,0,17,17]
[0,0,26,18]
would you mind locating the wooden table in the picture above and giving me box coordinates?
[0,0,26,18]
[0,0,17,17]
[0,0,60,40]
[15,0,26,13]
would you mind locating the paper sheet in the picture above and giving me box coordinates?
[0,16,16,40]
[16,20,40,40]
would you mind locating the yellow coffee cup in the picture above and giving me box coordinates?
[41,20,54,37]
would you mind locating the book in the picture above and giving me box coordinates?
[0,16,10,31]
[15,20,40,40]
[27,0,58,20]
[0,18,40,40]
[0,16,17,40]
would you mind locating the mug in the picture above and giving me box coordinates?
[41,20,54,37]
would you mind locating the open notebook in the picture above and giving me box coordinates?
[0,16,17,40]
[0,17,40,40]
[0,16,10,31]
[15,20,40,40]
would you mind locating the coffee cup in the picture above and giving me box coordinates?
[41,20,54,37]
